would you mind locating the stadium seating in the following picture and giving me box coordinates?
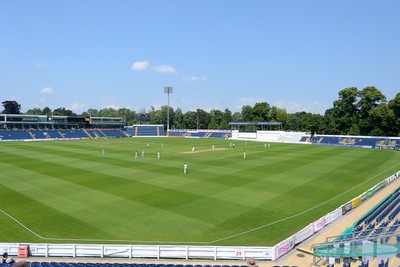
[300,136,309,142]
[0,128,136,141]
[59,129,89,139]
[310,135,400,149]
[101,129,127,138]
[334,188,400,243]
[0,130,33,140]
[364,191,400,225]
[125,125,164,137]
[209,132,229,139]
[30,130,63,139]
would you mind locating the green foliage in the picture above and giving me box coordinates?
[208,117,218,129]
[25,108,43,115]
[8,85,400,135]
[53,107,76,116]
[252,102,271,122]
[2,100,21,114]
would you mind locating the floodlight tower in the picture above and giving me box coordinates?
[164,86,173,131]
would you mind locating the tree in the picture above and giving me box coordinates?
[124,109,138,126]
[183,111,197,129]
[208,117,218,129]
[223,108,233,124]
[7,84,399,136]
[388,93,400,136]
[231,112,242,122]
[357,86,386,135]
[252,102,270,122]
[323,108,340,134]
[388,93,400,117]
[2,100,21,114]
[358,86,386,113]
[208,108,229,129]
[331,87,359,134]
[98,107,118,117]
[85,109,99,117]
[287,112,315,132]
[219,119,230,130]
[241,105,253,121]
[348,124,360,136]
[42,107,52,116]
[150,109,163,125]
[153,105,175,129]
[210,109,224,128]
[194,109,210,129]
[25,108,42,115]
[173,108,184,129]
[368,103,395,136]
[53,107,76,116]
[308,114,325,134]
[270,106,288,125]
[182,109,210,129]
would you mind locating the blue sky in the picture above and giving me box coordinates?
[1,1,399,115]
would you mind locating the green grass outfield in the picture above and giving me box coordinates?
[1,137,399,246]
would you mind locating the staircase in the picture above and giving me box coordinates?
[28,131,36,139]
[82,128,93,139]
[99,129,107,138]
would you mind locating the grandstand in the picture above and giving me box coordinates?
[0,130,32,140]
[124,125,164,137]
[101,129,127,138]
[0,114,129,141]
[0,128,128,141]
[0,114,125,130]
[306,135,400,149]
[30,130,62,139]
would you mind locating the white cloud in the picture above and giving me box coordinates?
[276,100,327,114]
[40,98,46,103]
[153,64,176,73]
[40,87,55,94]
[70,102,85,112]
[131,60,150,70]
[35,62,47,68]
[105,104,120,110]
[181,76,207,83]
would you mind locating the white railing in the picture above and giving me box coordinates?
[0,243,273,261]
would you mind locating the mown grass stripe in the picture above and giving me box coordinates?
[1,138,399,245]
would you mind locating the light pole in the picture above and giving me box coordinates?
[164,86,173,132]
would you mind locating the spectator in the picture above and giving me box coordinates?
[2,252,15,264]
[246,257,256,267]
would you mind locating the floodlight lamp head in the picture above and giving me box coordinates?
[164,87,173,94]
